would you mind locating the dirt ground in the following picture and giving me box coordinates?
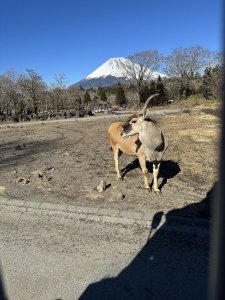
[0,108,220,218]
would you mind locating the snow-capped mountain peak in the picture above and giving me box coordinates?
[86,57,129,79]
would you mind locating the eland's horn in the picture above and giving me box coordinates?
[140,93,159,114]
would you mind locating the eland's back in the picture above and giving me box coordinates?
[138,119,166,162]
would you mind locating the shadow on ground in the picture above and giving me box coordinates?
[122,159,181,191]
[78,183,216,300]
[0,139,59,170]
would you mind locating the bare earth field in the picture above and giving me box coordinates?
[0,108,220,218]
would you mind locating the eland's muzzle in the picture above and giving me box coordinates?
[121,132,129,139]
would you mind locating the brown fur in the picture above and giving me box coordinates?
[108,121,145,156]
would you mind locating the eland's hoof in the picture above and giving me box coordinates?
[153,189,162,195]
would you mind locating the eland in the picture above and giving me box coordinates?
[108,94,167,193]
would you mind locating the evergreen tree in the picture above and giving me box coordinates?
[115,85,126,105]
[148,81,157,105]
[155,76,166,105]
[97,87,103,95]
[83,91,92,113]
[149,80,156,94]
[83,91,91,104]
[140,84,151,103]
[201,65,222,99]
[100,90,107,102]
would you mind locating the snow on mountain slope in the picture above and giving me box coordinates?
[86,57,166,80]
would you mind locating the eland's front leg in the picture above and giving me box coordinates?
[113,147,122,180]
[152,161,161,193]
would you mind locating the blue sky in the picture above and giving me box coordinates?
[0,0,222,85]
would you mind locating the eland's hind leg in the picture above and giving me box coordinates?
[138,155,150,190]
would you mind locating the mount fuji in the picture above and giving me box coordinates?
[73,57,167,88]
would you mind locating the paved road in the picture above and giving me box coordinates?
[0,204,209,300]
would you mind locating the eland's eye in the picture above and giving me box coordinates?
[131,120,137,124]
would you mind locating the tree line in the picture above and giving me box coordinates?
[120,45,222,106]
[0,45,222,122]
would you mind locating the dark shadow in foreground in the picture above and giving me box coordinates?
[78,183,215,300]
[0,271,8,300]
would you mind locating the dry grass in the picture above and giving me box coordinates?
[171,95,220,108]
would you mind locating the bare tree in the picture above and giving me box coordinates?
[0,70,26,115]
[66,86,84,110]
[164,46,217,99]
[49,73,68,110]
[120,50,162,107]
[18,69,47,114]
[52,72,67,89]
[0,70,16,114]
